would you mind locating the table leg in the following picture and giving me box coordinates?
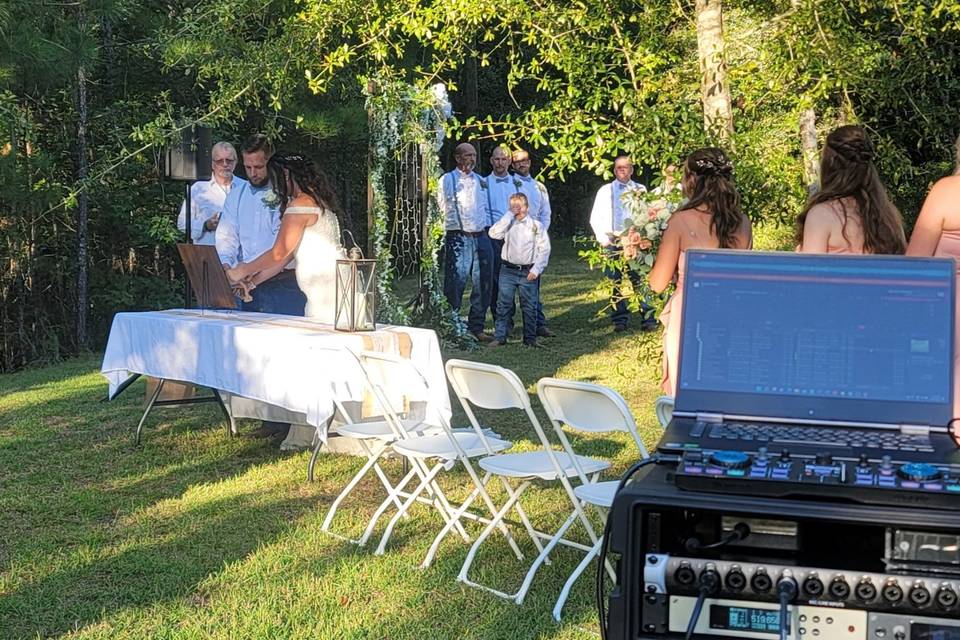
[210,388,237,437]
[135,378,165,446]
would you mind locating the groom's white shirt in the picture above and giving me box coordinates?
[216,182,288,269]
[589,179,645,245]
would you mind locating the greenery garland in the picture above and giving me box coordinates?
[363,78,473,346]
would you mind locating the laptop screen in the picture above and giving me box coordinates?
[675,250,956,427]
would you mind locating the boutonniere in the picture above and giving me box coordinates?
[479,178,489,190]
[261,190,281,209]
[513,178,523,189]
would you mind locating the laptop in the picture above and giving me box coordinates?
[658,250,959,466]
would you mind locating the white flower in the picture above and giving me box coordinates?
[261,190,281,208]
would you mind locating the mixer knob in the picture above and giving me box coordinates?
[881,455,894,471]
[708,450,752,470]
[757,446,769,461]
[780,449,791,462]
[858,453,870,468]
[897,462,942,483]
[815,453,833,466]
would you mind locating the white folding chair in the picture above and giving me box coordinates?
[318,349,430,546]
[536,377,651,621]
[352,351,521,560]
[446,359,609,604]
[655,395,674,429]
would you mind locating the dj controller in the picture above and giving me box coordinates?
[604,439,960,640]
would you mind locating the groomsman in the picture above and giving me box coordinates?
[510,148,554,337]
[484,145,514,324]
[439,142,493,341]
[589,154,657,332]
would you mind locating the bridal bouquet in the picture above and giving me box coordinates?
[616,188,679,272]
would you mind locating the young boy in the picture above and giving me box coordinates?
[487,193,551,347]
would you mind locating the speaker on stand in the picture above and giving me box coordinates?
[164,126,213,307]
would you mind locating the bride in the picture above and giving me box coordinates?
[227,152,346,322]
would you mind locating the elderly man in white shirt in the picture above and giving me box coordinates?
[217,134,306,316]
[511,148,555,337]
[588,154,657,332]
[488,192,551,347]
[177,142,246,246]
[440,142,493,341]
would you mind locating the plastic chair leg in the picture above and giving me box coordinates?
[552,536,604,621]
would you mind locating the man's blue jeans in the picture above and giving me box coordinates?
[444,230,493,334]
[494,264,538,345]
[603,247,652,328]
[243,270,306,316]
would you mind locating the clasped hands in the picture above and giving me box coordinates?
[224,263,256,303]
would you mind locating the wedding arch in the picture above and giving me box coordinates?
[363,78,470,344]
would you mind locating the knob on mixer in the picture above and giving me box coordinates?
[897,462,942,482]
[708,450,752,469]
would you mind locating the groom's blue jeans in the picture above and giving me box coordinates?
[242,270,306,316]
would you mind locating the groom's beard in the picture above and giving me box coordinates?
[249,176,269,188]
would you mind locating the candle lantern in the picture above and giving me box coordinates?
[335,247,377,331]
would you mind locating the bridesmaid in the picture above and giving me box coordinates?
[648,148,752,396]
[797,125,906,255]
[906,133,960,264]
[906,133,960,433]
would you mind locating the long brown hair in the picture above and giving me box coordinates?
[682,147,744,249]
[797,125,905,254]
[267,152,343,219]
[954,132,960,176]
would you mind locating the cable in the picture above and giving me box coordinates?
[596,454,675,640]
[776,572,798,640]
[685,564,720,639]
[684,522,751,553]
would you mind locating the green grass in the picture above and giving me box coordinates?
[0,239,671,639]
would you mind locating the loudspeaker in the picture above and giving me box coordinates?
[164,126,213,181]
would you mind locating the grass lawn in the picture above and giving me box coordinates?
[0,239,693,639]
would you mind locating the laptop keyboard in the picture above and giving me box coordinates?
[691,422,934,453]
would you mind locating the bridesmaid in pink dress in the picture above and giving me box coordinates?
[649,148,752,396]
[797,125,906,255]
[906,133,960,431]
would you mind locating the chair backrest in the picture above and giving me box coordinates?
[445,358,557,456]
[654,395,674,429]
[445,358,529,411]
[536,377,650,484]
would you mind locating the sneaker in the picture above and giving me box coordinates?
[472,331,494,343]
[536,327,556,338]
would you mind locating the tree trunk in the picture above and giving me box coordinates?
[695,0,735,142]
[76,62,90,351]
[799,107,820,195]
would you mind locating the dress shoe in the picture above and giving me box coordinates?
[640,320,660,332]
[522,340,543,348]
[472,331,494,343]
[614,324,629,333]
[536,327,556,338]
[488,340,507,347]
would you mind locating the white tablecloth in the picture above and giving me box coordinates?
[100,310,451,443]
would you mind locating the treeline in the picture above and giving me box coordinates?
[1,0,959,371]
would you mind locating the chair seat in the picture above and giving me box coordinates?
[335,419,419,440]
[574,480,617,508]
[392,432,512,460]
[478,450,609,480]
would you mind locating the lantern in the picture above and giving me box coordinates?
[335,248,377,331]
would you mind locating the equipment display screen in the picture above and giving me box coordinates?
[709,604,780,634]
[913,623,960,640]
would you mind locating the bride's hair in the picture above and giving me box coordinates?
[267,152,343,217]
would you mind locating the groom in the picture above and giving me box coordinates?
[216,133,306,316]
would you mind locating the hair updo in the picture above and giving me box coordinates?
[682,147,743,249]
[267,152,343,218]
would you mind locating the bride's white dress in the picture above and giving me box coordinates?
[281,205,346,451]
[284,205,346,322]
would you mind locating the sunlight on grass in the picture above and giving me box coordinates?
[1,240,662,640]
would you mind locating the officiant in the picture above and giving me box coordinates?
[177,141,245,246]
